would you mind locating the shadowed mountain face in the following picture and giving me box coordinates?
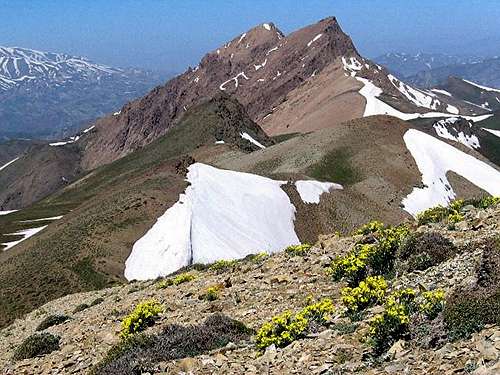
[373,52,483,79]
[407,57,500,90]
[0,46,169,139]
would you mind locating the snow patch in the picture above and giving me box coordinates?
[482,128,500,138]
[215,140,225,144]
[295,181,342,204]
[0,157,19,172]
[433,118,480,149]
[263,23,271,31]
[446,104,459,114]
[240,132,266,149]
[432,89,452,97]
[82,125,95,133]
[388,74,440,110]
[219,72,249,91]
[254,59,267,71]
[0,210,18,216]
[1,226,47,251]
[124,163,300,280]
[463,79,500,93]
[19,215,63,223]
[307,33,323,47]
[401,129,500,216]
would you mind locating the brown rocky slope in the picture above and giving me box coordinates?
[0,202,499,374]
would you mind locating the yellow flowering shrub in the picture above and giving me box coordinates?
[369,300,410,354]
[209,259,237,272]
[157,272,196,289]
[327,251,367,286]
[120,299,164,339]
[200,283,224,301]
[341,276,387,314]
[255,298,335,350]
[354,220,385,236]
[255,311,308,350]
[415,197,500,226]
[328,225,410,284]
[285,244,312,256]
[418,289,445,319]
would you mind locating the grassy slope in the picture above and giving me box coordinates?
[0,96,265,328]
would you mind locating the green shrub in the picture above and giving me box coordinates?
[245,252,269,263]
[36,314,70,331]
[120,299,164,339]
[444,238,499,340]
[444,287,500,341]
[209,259,237,272]
[467,196,500,209]
[255,298,335,350]
[73,303,90,313]
[93,314,251,375]
[354,220,384,236]
[285,243,312,256]
[200,283,224,301]
[157,272,196,289]
[91,297,105,306]
[13,333,60,360]
[418,290,445,319]
[296,298,335,325]
[396,232,457,272]
[341,276,387,314]
[73,297,104,314]
[417,197,499,226]
[369,299,411,354]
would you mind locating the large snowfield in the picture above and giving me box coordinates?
[125,163,337,280]
[401,129,500,216]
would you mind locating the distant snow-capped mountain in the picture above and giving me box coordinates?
[0,46,170,139]
[373,52,483,78]
[0,46,121,91]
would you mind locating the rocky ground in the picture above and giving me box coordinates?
[0,205,499,374]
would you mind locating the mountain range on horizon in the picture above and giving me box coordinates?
[0,46,171,140]
[0,15,499,374]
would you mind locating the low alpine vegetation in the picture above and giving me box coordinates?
[417,197,499,226]
[369,288,445,354]
[255,298,334,351]
[285,243,312,257]
[36,314,70,331]
[328,223,410,285]
[73,297,105,313]
[354,220,385,236]
[396,232,457,273]
[157,272,196,289]
[94,314,251,375]
[120,299,164,339]
[209,259,237,272]
[199,283,224,301]
[341,276,387,315]
[13,333,60,361]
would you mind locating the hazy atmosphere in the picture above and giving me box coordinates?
[1,0,499,71]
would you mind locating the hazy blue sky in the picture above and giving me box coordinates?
[1,0,499,72]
